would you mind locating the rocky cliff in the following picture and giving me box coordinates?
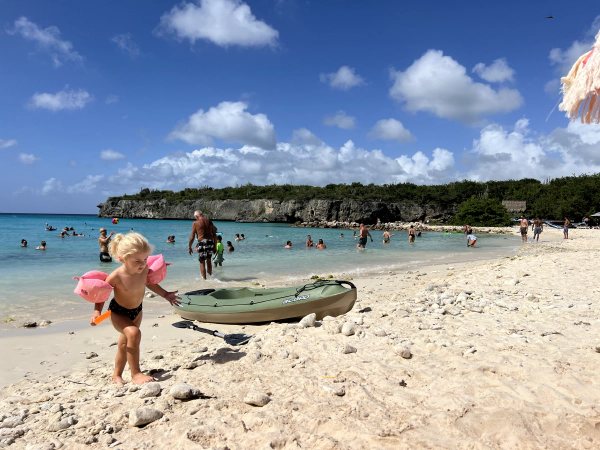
[98,198,457,223]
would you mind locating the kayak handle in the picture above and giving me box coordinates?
[294,279,355,298]
[335,280,356,289]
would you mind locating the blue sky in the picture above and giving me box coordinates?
[2,0,600,213]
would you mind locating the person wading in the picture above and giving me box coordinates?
[188,210,217,280]
[98,228,115,262]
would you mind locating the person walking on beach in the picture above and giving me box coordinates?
[98,228,115,262]
[189,210,217,280]
[563,217,570,239]
[533,218,543,242]
[90,232,180,384]
[356,223,373,249]
[520,216,529,243]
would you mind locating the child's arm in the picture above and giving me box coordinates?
[146,283,182,306]
[90,302,105,326]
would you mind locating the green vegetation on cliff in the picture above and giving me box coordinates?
[106,173,600,221]
[448,198,512,227]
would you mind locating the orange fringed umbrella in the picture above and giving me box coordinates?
[559,31,600,123]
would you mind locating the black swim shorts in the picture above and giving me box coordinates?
[520,227,528,235]
[99,252,112,262]
[196,238,214,261]
[359,237,367,246]
[108,298,143,321]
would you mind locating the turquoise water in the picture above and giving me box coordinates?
[0,214,520,326]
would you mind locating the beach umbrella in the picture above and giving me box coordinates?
[559,30,600,123]
[591,212,600,217]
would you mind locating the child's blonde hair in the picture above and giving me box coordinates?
[109,232,153,261]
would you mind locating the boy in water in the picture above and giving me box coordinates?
[213,235,225,267]
[90,232,180,384]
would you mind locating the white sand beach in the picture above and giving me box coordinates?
[2,227,600,449]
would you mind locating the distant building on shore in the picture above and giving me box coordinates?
[502,200,526,215]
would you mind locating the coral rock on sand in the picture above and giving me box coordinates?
[47,417,76,432]
[129,408,163,427]
[339,343,357,354]
[323,321,342,334]
[1,416,24,428]
[139,382,162,398]
[341,321,357,336]
[169,383,201,400]
[394,344,412,359]
[244,392,271,407]
[322,385,346,396]
[298,313,316,328]
[372,327,387,337]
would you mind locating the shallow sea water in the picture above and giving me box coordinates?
[0,214,520,326]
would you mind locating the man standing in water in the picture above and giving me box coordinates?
[520,215,529,243]
[98,228,115,262]
[356,223,373,249]
[189,210,217,280]
[533,217,543,242]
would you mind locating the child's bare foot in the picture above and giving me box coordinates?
[131,373,156,385]
[113,375,126,385]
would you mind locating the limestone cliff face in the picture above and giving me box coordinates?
[97,198,457,223]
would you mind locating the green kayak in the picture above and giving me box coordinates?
[174,279,357,324]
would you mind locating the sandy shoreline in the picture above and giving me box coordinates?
[2,227,600,449]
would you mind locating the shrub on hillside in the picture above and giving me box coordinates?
[449,198,512,227]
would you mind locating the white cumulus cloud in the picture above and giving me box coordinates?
[18,153,39,165]
[396,148,455,182]
[29,87,93,111]
[19,119,600,200]
[156,0,279,48]
[472,58,515,83]
[111,33,140,58]
[0,139,17,149]
[106,94,119,105]
[66,175,104,194]
[100,149,126,161]
[389,50,523,125]
[7,17,83,68]
[368,118,414,143]
[168,101,277,149]
[41,178,63,195]
[101,140,423,194]
[323,110,356,130]
[319,66,365,90]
